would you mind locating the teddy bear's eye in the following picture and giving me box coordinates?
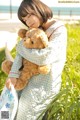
[23,38,26,41]
[31,41,34,44]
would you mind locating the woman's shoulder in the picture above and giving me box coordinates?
[46,20,66,39]
[48,20,65,30]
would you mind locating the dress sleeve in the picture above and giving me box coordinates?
[17,26,67,66]
[8,53,23,78]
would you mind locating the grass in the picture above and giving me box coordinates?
[0,47,16,93]
[0,24,80,119]
[0,48,7,92]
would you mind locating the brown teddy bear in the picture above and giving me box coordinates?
[2,28,50,90]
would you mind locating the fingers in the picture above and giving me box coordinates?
[10,78,17,87]
[6,78,17,90]
[6,78,11,90]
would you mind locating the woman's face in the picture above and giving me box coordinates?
[22,14,42,28]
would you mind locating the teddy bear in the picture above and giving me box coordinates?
[2,28,50,90]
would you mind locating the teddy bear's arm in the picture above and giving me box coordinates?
[17,26,67,66]
[8,53,23,78]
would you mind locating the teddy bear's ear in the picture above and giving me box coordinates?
[18,29,27,38]
[38,32,49,47]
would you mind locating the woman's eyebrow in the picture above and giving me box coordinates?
[22,14,31,21]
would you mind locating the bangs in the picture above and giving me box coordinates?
[18,5,36,21]
[20,8,27,17]
[25,6,36,15]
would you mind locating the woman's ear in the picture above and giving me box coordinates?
[38,34,49,48]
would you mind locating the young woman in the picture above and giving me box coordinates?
[5,0,67,119]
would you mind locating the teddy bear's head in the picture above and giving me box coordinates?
[18,28,49,49]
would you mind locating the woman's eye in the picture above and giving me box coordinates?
[26,14,31,19]
[28,14,31,18]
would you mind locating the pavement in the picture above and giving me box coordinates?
[0,17,22,51]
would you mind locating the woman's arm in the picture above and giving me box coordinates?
[8,53,23,78]
[17,26,67,66]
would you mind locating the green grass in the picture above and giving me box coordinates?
[0,48,7,92]
[0,47,16,93]
[0,24,80,119]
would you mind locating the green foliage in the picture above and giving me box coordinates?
[0,24,80,119]
[0,48,7,93]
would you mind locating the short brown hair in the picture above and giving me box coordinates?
[18,0,53,25]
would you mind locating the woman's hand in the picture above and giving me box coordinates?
[6,77,17,90]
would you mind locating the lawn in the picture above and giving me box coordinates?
[0,24,80,119]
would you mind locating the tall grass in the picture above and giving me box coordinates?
[0,24,80,119]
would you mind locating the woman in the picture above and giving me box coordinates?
[6,0,67,119]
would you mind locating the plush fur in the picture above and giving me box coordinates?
[2,28,50,90]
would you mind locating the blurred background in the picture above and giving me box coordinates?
[0,0,80,21]
[0,1,80,119]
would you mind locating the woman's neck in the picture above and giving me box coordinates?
[42,18,57,30]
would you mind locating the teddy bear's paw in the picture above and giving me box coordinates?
[1,60,13,74]
[14,79,29,90]
[38,65,51,74]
